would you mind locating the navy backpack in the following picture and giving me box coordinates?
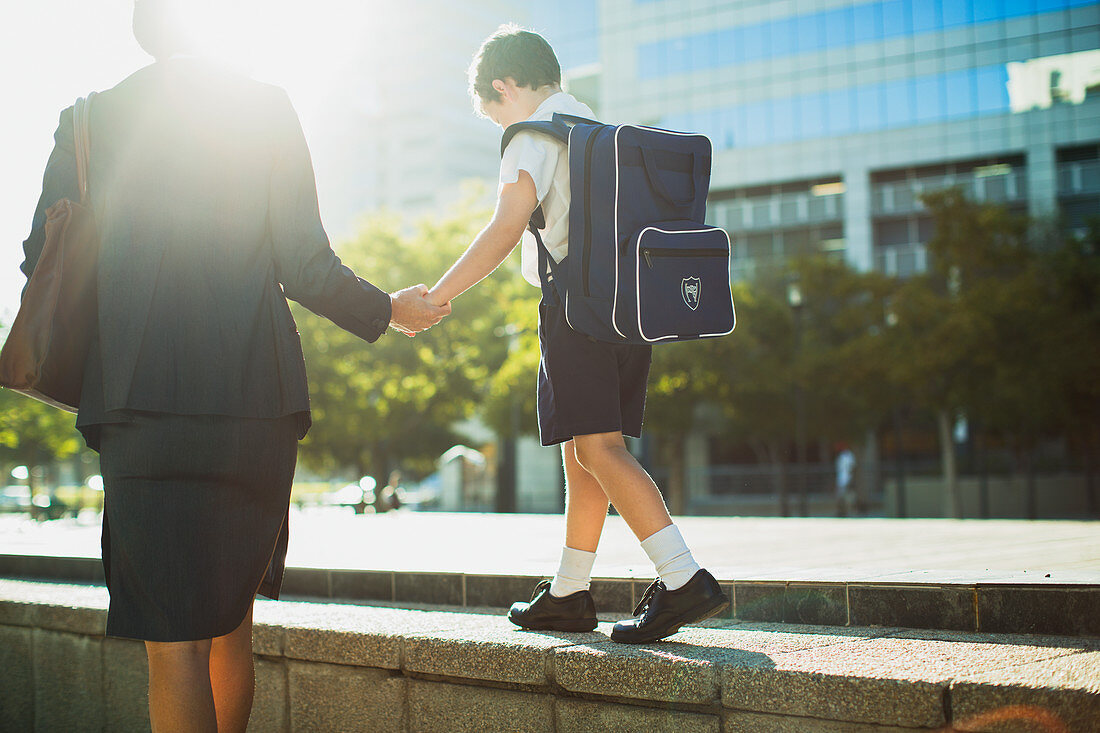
[501,113,735,345]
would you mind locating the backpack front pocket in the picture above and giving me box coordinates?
[632,223,735,342]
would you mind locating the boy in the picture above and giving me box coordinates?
[426,25,728,643]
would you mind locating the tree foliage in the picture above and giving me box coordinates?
[792,257,897,444]
[1044,220,1100,463]
[3,190,1096,515]
[643,189,1097,516]
[0,387,83,492]
[293,205,524,483]
[883,190,1084,514]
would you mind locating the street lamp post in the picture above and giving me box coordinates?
[495,324,521,514]
[892,406,908,519]
[884,306,907,518]
[787,280,808,517]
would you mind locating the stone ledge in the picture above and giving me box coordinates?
[949,651,1100,732]
[2,578,1098,732]
[4,554,1098,638]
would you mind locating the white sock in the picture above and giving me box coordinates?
[640,524,702,591]
[549,546,597,598]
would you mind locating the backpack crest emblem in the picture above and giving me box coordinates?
[681,277,701,311]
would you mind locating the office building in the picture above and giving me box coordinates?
[596,0,1099,279]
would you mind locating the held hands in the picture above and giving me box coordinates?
[386,172,531,336]
[389,284,451,336]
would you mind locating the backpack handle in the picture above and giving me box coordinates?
[641,148,698,209]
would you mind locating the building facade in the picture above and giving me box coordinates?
[596,0,1100,279]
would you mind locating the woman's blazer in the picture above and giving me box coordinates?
[20,59,392,441]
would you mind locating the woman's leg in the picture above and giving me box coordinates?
[144,604,256,733]
[145,638,217,733]
[208,603,256,733]
[562,439,611,553]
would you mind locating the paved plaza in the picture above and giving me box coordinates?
[2,509,1098,584]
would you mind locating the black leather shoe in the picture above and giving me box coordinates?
[610,569,729,644]
[508,579,598,632]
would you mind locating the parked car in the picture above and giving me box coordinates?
[30,493,72,521]
[320,480,376,514]
[399,473,441,511]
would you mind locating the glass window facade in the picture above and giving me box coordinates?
[660,64,1012,149]
[870,156,1028,216]
[710,178,847,281]
[604,1,1098,285]
[1057,144,1100,232]
[637,0,1095,79]
[530,0,600,69]
[870,156,1029,276]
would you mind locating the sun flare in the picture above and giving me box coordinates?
[177,0,378,111]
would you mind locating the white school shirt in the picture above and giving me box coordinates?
[499,92,596,287]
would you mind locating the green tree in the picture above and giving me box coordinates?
[791,257,896,444]
[711,280,800,513]
[1041,218,1100,515]
[890,188,1055,517]
[293,206,520,486]
[646,322,742,515]
[786,256,898,509]
[475,262,541,439]
[0,388,83,498]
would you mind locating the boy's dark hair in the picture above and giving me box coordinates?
[469,24,561,112]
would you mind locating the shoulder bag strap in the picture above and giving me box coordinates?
[73,92,96,204]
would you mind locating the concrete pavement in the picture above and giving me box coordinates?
[2,509,1098,582]
[4,510,1099,638]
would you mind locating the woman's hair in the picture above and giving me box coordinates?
[132,0,193,60]
[468,24,561,112]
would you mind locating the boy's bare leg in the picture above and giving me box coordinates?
[208,603,256,733]
[571,431,673,542]
[562,439,611,553]
[145,638,217,733]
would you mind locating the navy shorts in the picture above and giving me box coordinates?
[537,294,652,447]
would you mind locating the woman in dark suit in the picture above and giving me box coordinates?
[19,2,448,730]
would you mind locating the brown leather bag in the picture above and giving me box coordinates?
[0,94,99,413]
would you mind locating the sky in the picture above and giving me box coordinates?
[0,0,391,325]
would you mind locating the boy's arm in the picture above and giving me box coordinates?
[426,170,538,306]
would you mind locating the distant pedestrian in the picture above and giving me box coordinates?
[17,1,447,729]
[374,470,403,513]
[378,470,404,512]
[422,26,729,644]
[835,445,856,517]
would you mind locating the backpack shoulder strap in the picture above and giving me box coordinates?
[498,113,603,157]
[550,112,600,127]
[499,119,570,157]
[498,118,572,233]
[499,112,601,301]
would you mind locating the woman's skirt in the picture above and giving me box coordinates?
[97,412,298,642]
